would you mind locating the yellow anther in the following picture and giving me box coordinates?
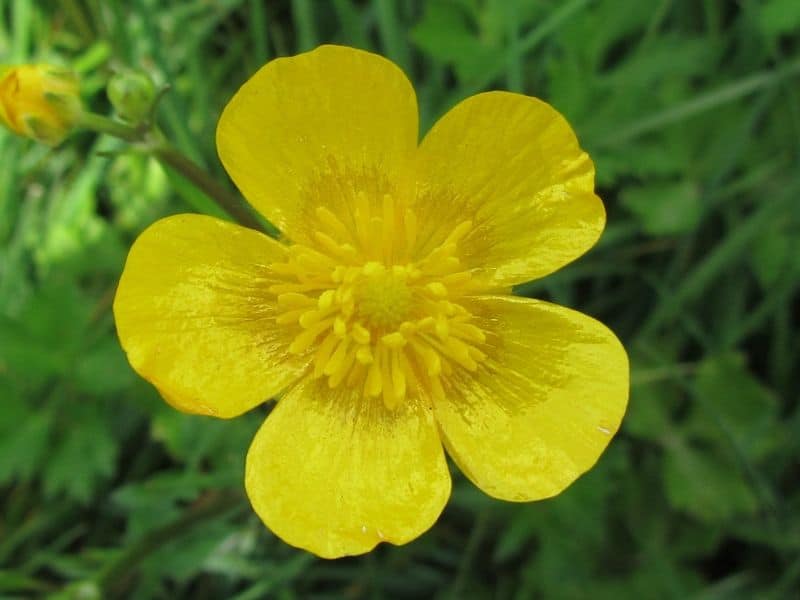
[426,282,448,297]
[323,338,350,377]
[391,264,409,279]
[313,334,339,378]
[445,220,472,246]
[299,308,331,328]
[273,207,487,405]
[331,265,346,283]
[288,320,330,354]
[468,346,487,362]
[318,289,336,310]
[275,309,306,325]
[411,340,441,376]
[352,323,371,345]
[362,261,384,276]
[440,337,478,371]
[417,316,436,331]
[333,316,347,337]
[356,346,373,364]
[399,321,417,336]
[313,231,357,261]
[315,206,351,241]
[454,322,486,343]
[443,271,472,287]
[381,332,406,348]
[292,246,335,270]
[343,267,359,283]
[328,347,355,388]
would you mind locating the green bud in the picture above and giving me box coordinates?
[107,69,157,123]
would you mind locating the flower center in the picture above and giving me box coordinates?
[354,263,412,330]
[268,193,487,409]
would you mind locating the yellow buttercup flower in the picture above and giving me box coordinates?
[114,45,628,558]
[0,64,81,145]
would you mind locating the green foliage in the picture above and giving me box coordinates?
[1,0,799,597]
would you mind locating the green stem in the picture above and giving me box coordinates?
[78,111,143,142]
[77,112,266,233]
[152,144,265,232]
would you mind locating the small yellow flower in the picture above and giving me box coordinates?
[0,64,81,145]
[114,46,628,558]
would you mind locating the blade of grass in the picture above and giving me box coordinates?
[375,0,411,72]
[598,58,800,147]
[11,0,32,61]
[333,0,370,49]
[504,0,523,92]
[442,0,591,108]
[638,185,797,338]
[291,0,317,52]
[248,0,270,65]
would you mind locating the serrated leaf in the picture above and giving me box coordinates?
[42,412,117,503]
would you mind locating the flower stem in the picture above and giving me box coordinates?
[152,144,266,232]
[77,112,267,233]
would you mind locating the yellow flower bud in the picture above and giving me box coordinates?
[0,64,82,145]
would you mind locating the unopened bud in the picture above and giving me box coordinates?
[0,64,81,145]
[107,69,157,123]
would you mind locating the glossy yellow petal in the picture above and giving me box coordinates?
[434,296,628,501]
[416,92,605,291]
[217,45,418,244]
[245,377,450,558]
[114,214,308,418]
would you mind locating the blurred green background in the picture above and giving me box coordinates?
[1,0,799,598]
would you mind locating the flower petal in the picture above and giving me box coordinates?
[217,45,418,244]
[434,295,628,501]
[416,92,605,291]
[113,214,307,418]
[245,377,450,558]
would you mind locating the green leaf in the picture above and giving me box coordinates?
[663,442,758,522]
[150,404,259,471]
[74,338,137,396]
[749,224,800,290]
[0,280,91,383]
[621,180,702,236]
[42,410,117,503]
[759,0,800,37]
[690,353,780,461]
[113,471,232,538]
[0,410,53,484]
[411,1,504,82]
[624,381,673,441]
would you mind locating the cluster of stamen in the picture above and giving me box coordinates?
[269,192,487,408]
